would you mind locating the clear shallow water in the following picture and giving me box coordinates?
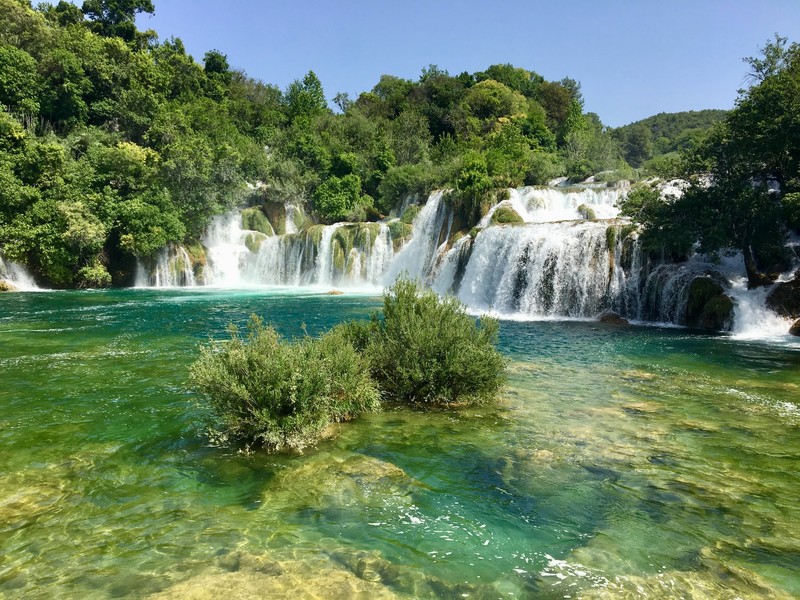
[0,289,799,599]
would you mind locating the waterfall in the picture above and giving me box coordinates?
[728,277,794,339]
[316,223,344,286]
[385,191,451,282]
[454,222,618,317]
[132,185,799,337]
[202,211,252,287]
[0,253,38,290]
[135,245,196,287]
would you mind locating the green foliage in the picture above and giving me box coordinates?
[313,173,364,222]
[190,315,381,452]
[365,278,505,406]
[400,204,420,224]
[619,185,693,260]
[285,70,328,122]
[612,109,727,166]
[377,163,435,214]
[783,192,800,232]
[81,0,154,41]
[0,44,41,115]
[628,37,800,284]
[641,152,683,179]
[76,260,111,287]
[241,206,273,235]
[491,206,523,224]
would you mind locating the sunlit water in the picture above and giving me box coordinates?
[1,289,799,599]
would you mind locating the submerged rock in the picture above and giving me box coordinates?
[326,290,344,295]
[265,452,418,511]
[684,277,733,331]
[766,272,800,318]
[149,551,402,600]
[598,311,629,326]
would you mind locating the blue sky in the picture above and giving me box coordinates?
[136,0,800,127]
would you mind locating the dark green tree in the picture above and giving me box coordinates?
[81,0,154,41]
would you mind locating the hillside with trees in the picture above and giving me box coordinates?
[0,0,627,288]
[611,109,727,169]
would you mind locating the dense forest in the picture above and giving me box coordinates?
[0,0,796,290]
[611,109,727,168]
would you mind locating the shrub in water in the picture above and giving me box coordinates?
[366,278,506,406]
[190,316,380,452]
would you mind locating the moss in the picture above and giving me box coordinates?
[241,207,274,236]
[387,221,413,252]
[306,224,326,247]
[332,226,357,255]
[184,240,208,282]
[262,201,287,235]
[620,224,638,240]
[185,241,207,267]
[332,239,346,273]
[577,204,596,220]
[491,206,524,225]
[400,204,420,225]
[291,204,308,230]
[245,232,267,253]
[606,226,617,252]
[351,223,380,250]
[469,227,482,239]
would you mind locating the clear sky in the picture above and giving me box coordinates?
[136,0,800,127]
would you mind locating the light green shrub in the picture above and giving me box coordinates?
[190,316,380,452]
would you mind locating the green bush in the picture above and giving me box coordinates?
[365,278,505,406]
[190,316,380,452]
[376,164,434,215]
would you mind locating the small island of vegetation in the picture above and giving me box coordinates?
[190,278,506,452]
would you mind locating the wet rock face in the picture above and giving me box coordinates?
[598,312,629,326]
[0,280,19,292]
[684,277,733,331]
[790,319,800,337]
[766,272,800,318]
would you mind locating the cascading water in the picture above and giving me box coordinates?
[202,211,251,287]
[454,222,621,317]
[135,245,196,287]
[385,191,451,282]
[134,186,799,336]
[0,253,38,290]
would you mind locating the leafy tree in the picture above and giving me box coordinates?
[40,1,84,27]
[285,70,328,122]
[81,0,154,41]
[313,173,363,222]
[460,79,527,136]
[0,44,41,115]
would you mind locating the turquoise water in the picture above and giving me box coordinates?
[1,289,799,599]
